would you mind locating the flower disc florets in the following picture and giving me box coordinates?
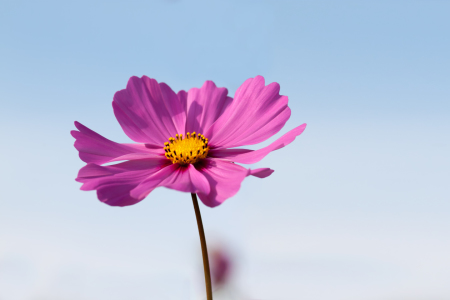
[164,132,209,165]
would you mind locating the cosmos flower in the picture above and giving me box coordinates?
[72,76,306,207]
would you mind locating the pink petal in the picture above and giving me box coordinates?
[113,76,186,144]
[209,123,307,164]
[130,164,178,200]
[186,81,232,135]
[248,168,274,178]
[196,158,249,208]
[76,158,169,206]
[71,121,164,164]
[205,76,291,148]
[161,164,211,195]
[111,152,165,162]
[130,164,211,199]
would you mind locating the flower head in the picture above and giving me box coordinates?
[72,76,306,207]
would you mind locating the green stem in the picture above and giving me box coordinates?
[191,193,213,300]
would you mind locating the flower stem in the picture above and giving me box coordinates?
[191,193,213,300]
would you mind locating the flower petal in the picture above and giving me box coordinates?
[71,121,163,164]
[129,164,177,200]
[205,76,291,148]
[186,81,232,135]
[76,158,169,206]
[130,163,211,199]
[209,123,307,164]
[248,168,274,178]
[195,158,249,208]
[113,76,186,144]
[161,164,210,195]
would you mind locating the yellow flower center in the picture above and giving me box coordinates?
[164,132,209,165]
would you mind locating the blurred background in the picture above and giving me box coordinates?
[1,0,449,299]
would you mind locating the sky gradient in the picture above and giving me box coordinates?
[1,0,449,299]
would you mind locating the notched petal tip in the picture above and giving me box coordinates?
[126,75,143,87]
[70,130,79,139]
[73,121,86,131]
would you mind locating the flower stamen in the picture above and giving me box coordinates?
[164,132,209,165]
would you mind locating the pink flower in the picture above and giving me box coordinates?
[72,76,306,207]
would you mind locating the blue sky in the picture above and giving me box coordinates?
[1,0,449,299]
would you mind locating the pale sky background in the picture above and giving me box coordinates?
[0,0,449,299]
